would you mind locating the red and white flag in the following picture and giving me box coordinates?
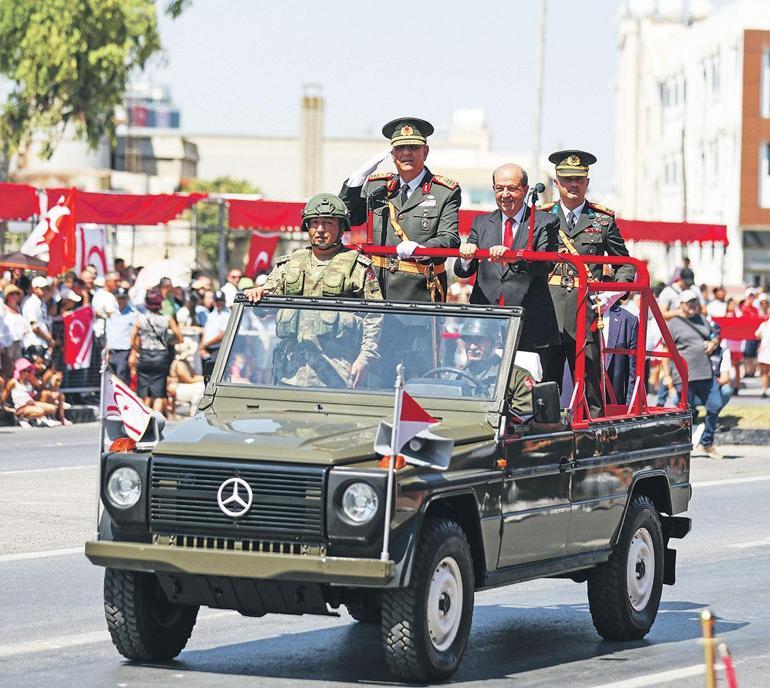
[397,391,438,449]
[44,190,77,276]
[104,374,153,441]
[76,224,110,276]
[63,306,95,369]
[246,231,280,278]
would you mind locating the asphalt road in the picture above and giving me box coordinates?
[1,423,769,687]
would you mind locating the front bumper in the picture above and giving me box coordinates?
[85,540,395,587]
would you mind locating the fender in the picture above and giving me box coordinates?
[611,469,674,546]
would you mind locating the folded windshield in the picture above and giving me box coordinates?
[221,304,513,401]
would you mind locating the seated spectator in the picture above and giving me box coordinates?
[2,358,61,426]
[0,284,28,379]
[167,340,205,417]
[24,345,71,425]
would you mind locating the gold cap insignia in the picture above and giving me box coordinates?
[567,154,581,166]
[400,124,413,136]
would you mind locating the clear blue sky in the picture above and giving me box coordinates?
[151,0,624,191]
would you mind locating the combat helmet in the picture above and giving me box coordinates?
[460,318,501,342]
[301,193,351,233]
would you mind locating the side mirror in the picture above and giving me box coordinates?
[532,381,561,424]
[203,359,216,385]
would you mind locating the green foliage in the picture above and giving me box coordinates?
[0,0,187,168]
[179,176,260,271]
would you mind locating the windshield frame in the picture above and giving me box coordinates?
[208,295,523,415]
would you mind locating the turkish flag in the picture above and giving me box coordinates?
[104,374,152,440]
[63,306,95,369]
[246,231,280,278]
[43,190,78,276]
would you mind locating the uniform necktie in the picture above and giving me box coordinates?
[400,182,410,204]
[567,210,577,232]
[503,217,514,248]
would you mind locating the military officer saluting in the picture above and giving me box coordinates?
[244,193,382,388]
[339,117,461,302]
[541,150,634,417]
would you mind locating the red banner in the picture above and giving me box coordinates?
[0,182,38,220]
[713,316,765,341]
[617,219,728,246]
[229,199,304,230]
[246,231,281,277]
[44,190,78,276]
[46,188,206,225]
[63,306,95,369]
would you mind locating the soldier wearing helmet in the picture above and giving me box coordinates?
[244,193,382,388]
[457,318,535,414]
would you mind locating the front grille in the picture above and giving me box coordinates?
[153,532,326,556]
[149,456,326,541]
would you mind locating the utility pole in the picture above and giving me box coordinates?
[532,0,547,185]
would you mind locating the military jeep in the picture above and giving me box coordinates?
[86,295,692,682]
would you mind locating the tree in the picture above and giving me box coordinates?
[179,176,261,273]
[0,0,189,177]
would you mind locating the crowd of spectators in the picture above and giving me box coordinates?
[0,259,258,427]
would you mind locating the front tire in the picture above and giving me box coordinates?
[587,495,664,640]
[381,518,474,682]
[104,568,199,661]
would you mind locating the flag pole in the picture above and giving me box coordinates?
[94,348,110,539]
[380,363,404,562]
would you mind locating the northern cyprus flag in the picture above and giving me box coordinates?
[104,374,153,441]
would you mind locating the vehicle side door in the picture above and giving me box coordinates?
[497,428,574,568]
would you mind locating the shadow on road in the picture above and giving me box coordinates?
[124,598,748,684]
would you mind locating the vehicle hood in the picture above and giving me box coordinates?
[154,409,495,466]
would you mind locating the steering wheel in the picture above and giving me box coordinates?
[419,367,485,394]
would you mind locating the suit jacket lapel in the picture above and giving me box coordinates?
[513,207,530,250]
[486,210,504,276]
[572,204,592,237]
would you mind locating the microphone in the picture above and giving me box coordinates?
[533,182,545,193]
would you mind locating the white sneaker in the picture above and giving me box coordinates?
[692,423,705,448]
[40,417,61,427]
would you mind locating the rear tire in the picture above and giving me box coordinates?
[381,518,474,682]
[587,495,664,640]
[104,568,199,661]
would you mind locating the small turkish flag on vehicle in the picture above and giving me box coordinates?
[104,374,153,441]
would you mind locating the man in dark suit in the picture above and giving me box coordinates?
[603,301,638,405]
[454,163,559,370]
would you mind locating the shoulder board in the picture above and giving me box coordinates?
[431,174,459,190]
[588,201,615,217]
[367,172,394,181]
[539,201,556,212]
[275,253,292,265]
[354,252,372,268]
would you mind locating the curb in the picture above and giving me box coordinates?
[716,428,770,445]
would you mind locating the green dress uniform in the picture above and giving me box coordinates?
[542,149,635,417]
[338,117,461,303]
[263,246,383,388]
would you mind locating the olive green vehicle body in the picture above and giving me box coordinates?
[86,297,692,617]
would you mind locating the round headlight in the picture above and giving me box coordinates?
[341,482,378,524]
[106,466,142,508]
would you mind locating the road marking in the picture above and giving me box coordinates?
[0,611,236,658]
[692,474,770,488]
[0,547,83,563]
[0,465,93,476]
[728,536,770,549]
[587,664,709,687]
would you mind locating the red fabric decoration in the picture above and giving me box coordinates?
[44,190,78,276]
[46,188,206,225]
[0,182,38,220]
[617,219,728,246]
[229,199,304,230]
[713,316,765,341]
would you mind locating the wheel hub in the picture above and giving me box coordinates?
[427,556,463,652]
[627,527,655,611]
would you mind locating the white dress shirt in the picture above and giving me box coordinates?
[562,200,586,227]
[398,168,428,201]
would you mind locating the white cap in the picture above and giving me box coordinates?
[759,293,768,302]
[31,276,52,289]
[94,275,105,288]
[679,289,699,303]
[60,287,82,303]
[745,287,758,297]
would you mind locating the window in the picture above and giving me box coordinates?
[760,144,770,208]
[762,51,770,118]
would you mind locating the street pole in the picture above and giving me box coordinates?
[532,0,547,184]
[217,198,227,286]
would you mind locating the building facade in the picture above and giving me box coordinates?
[614,0,770,287]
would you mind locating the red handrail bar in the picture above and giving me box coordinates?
[358,244,690,426]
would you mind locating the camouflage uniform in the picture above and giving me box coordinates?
[264,246,383,388]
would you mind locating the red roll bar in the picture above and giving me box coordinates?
[358,244,689,428]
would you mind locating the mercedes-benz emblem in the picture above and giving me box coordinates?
[216,477,253,518]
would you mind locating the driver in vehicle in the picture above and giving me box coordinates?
[457,320,535,414]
